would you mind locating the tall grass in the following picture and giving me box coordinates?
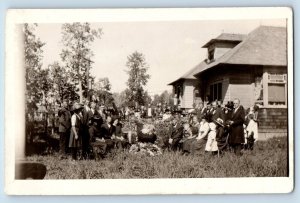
[26,137,288,179]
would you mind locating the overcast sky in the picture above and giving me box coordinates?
[35,19,286,95]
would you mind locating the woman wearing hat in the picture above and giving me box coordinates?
[69,103,83,160]
[191,114,210,155]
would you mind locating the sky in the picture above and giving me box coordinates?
[35,19,286,95]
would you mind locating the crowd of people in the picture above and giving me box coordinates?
[29,97,259,160]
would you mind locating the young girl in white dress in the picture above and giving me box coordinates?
[205,122,218,153]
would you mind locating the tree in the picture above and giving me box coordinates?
[124,51,150,107]
[49,61,79,103]
[60,23,103,102]
[151,90,174,108]
[93,77,114,106]
[24,23,46,104]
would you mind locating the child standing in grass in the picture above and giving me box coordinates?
[205,122,218,154]
[245,113,258,150]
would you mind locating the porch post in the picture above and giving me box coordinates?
[262,69,268,106]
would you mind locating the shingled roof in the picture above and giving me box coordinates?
[194,26,287,77]
[202,33,246,48]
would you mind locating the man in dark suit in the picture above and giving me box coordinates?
[81,99,92,159]
[169,113,183,151]
[58,99,71,157]
[228,98,245,156]
[211,101,225,122]
[195,101,206,121]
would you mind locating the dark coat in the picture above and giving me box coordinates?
[211,107,224,122]
[82,107,92,126]
[228,106,245,144]
[171,122,183,139]
[58,107,71,133]
[100,123,113,139]
[89,125,101,141]
[224,110,233,122]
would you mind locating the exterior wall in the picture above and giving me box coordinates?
[257,108,288,140]
[209,42,239,59]
[181,80,197,109]
[222,78,230,104]
[229,74,254,109]
[262,66,288,108]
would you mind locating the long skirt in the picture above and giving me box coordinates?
[69,128,82,148]
[182,138,196,153]
[191,138,207,155]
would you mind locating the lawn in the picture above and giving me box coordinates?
[25,136,288,179]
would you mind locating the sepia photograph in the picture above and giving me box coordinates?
[5,8,293,195]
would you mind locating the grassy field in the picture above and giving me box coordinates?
[26,137,288,179]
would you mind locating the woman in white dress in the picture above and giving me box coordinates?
[191,114,210,155]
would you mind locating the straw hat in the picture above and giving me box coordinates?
[215,118,224,127]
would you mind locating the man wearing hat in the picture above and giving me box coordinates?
[81,99,93,159]
[58,99,71,156]
[58,99,71,157]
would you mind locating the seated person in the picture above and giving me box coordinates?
[181,123,197,154]
[190,115,200,135]
[89,117,101,142]
[169,113,183,151]
[191,114,210,155]
[92,115,114,155]
[111,117,129,149]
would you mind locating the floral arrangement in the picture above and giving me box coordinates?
[129,142,162,156]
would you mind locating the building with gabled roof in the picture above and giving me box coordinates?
[169,26,288,139]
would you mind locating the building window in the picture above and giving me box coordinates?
[210,82,222,102]
[208,49,214,60]
[267,73,287,106]
[268,84,285,105]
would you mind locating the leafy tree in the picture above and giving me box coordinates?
[151,90,174,108]
[112,90,127,108]
[124,51,150,107]
[49,61,79,103]
[24,23,46,104]
[60,22,102,102]
[93,77,114,106]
